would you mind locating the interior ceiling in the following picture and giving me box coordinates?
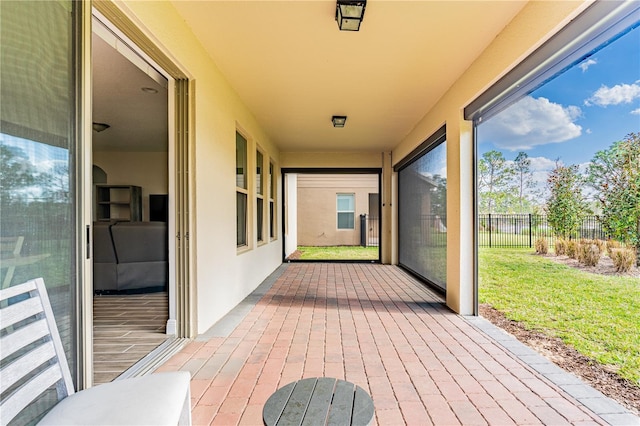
[92,1,527,154]
[92,33,168,152]
[170,0,527,152]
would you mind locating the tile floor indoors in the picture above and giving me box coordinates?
[93,292,168,384]
[156,263,638,425]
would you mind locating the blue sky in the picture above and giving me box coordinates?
[478,23,640,191]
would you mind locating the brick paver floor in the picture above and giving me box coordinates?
[156,263,637,425]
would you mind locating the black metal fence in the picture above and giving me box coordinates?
[361,214,449,248]
[479,214,610,248]
[360,215,379,247]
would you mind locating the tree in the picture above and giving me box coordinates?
[546,163,588,239]
[0,145,40,205]
[587,133,640,263]
[478,150,514,213]
[41,162,70,202]
[513,152,534,213]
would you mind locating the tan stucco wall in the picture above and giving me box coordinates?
[296,174,378,246]
[119,0,591,323]
[118,1,283,335]
[391,1,589,315]
[280,151,382,169]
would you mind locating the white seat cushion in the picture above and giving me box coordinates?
[39,372,191,426]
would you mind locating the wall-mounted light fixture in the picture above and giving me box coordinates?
[92,122,110,133]
[332,116,347,127]
[336,0,366,31]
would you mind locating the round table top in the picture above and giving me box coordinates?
[263,377,374,426]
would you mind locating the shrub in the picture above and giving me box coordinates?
[567,240,579,259]
[555,238,568,256]
[576,240,601,264]
[606,239,621,255]
[576,241,586,263]
[580,243,601,267]
[593,239,606,253]
[611,248,636,272]
[535,238,548,255]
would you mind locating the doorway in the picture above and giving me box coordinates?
[91,14,171,384]
[283,169,381,262]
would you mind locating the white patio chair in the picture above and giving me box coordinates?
[0,278,191,425]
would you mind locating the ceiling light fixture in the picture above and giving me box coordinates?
[332,116,347,128]
[336,0,366,31]
[92,122,110,133]
[141,87,158,94]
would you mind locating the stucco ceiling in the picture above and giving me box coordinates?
[170,0,527,152]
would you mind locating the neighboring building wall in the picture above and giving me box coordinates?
[93,151,168,222]
[296,174,378,247]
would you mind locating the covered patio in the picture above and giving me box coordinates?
[156,263,634,425]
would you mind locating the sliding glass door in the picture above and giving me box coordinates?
[1,1,81,422]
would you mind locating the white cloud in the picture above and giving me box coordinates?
[529,156,559,171]
[585,82,640,106]
[480,96,582,150]
[526,157,558,194]
[579,59,597,72]
[631,108,640,115]
[577,161,592,175]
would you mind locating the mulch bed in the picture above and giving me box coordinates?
[544,252,640,278]
[480,304,640,415]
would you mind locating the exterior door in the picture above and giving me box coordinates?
[0,0,83,422]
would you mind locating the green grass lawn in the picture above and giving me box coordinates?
[479,248,640,385]
[296,245,379,260]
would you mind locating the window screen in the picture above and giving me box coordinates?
[1,1,79,421]
[397,132,447,291]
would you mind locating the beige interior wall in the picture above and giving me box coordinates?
[93,151,167,221]
[391,1,588,315]
[119,1,282,335]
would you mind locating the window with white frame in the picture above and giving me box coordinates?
[236,132,248,247]
[336,193,355,229]
[269,161,276,240]
[256,149,265,243]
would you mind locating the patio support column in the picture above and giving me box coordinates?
[446,115,474,315]
[381,152,393,264]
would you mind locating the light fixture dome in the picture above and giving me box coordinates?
[92,122,110,133]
